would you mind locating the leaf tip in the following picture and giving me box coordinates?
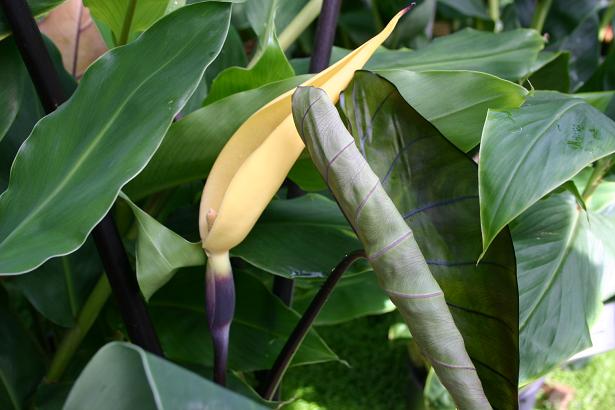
[402,2,416,15]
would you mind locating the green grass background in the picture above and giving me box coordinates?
[281,314,615,409]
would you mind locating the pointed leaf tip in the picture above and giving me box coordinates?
[402,3,416,15]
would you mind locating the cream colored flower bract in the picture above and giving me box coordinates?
[199,8,409,254]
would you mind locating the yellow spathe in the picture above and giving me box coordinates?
[199,8,409,253]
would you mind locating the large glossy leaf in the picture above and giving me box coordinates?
[296,85,492,409]
[366,28,544,81]
[64,342,266,410]
[233,194,360,278]
[294,273,395,325]
[120,193,204,301]
[203,0,294,105]
[377,69,528,152]
[479,91,615,253]
[0,295,45,410]
[83,0,185,46]
[150,267,338,371]
[340,72,518,409]
[0,2,231,275]
[126,75,309,200]
[511,190,609,382]
[244,0,308,38]
[6,240,101,327]
[0,39,24,143]
[0,0,65,39]
[580,50,615,92]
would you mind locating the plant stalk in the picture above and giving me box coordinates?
[279,0,323,51]
[46,275,111,382]
[488,0,502,32]
[582,157,614,201]
[530,0,553,33]
[118,0,138,46]
[205,252,235,386]
[261,250,366,400]
[0,0,163,356]
[309,0,343,73]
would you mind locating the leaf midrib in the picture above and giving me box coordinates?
[519,208,581,331]
[486,99,585,238]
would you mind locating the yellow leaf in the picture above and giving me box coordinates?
[199,8,409,253]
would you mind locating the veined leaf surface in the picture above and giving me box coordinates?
[0,2,231,274]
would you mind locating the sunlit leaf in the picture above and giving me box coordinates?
[0,2,232,274]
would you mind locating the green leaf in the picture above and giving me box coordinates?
[0,297,45,410]
[150,267,338,370]
[366,28,544,81]
[233,194,360,278]
[0,2,231,275]
[511,191,607,382]
[119,193,204,301]
[203,4,294,105]
[294,273,395,326]
[83,0,185,46]
[126,75,308,200]
[341,72,518,409]
[0,39,24,143]
[294,85,493,409]
[526,51,571,93]
[424,369,456,410]
[0,0,65,39]
[64,342,266,409]
[438,0,489,19]
[378,69,528,152]
[7,240,101,327]
[245,0,308,38]
[479,91,615,253]
[548,12,600,90]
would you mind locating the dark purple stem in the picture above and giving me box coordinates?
[309,0,343,73]
[205,256,235,385]
[260,250,366,400]
[0,0,163,356]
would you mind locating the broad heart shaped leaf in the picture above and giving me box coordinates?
[83,0,185,46]
[126,75,309,200]
[6,240,100,327]
[0,0,65,39]
[296,87,491,409]
[340,72,518,409]
[0,293,45,410]
[149,267,338,371]
[233,194,361,278]
[511,191,608,382]
[64,342,266,410]
[479,91,615,255]
[119,193,204,301]
[0,39,24,143]
[294,272,395,326]
[366,28,544,81]
[0,2,232,275]
[375,69,528,152]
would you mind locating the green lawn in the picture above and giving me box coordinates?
[281,313,615,409]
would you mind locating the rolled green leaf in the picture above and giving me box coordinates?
[292,86,491,410]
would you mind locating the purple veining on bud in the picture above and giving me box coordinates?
[205,252,235,386]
